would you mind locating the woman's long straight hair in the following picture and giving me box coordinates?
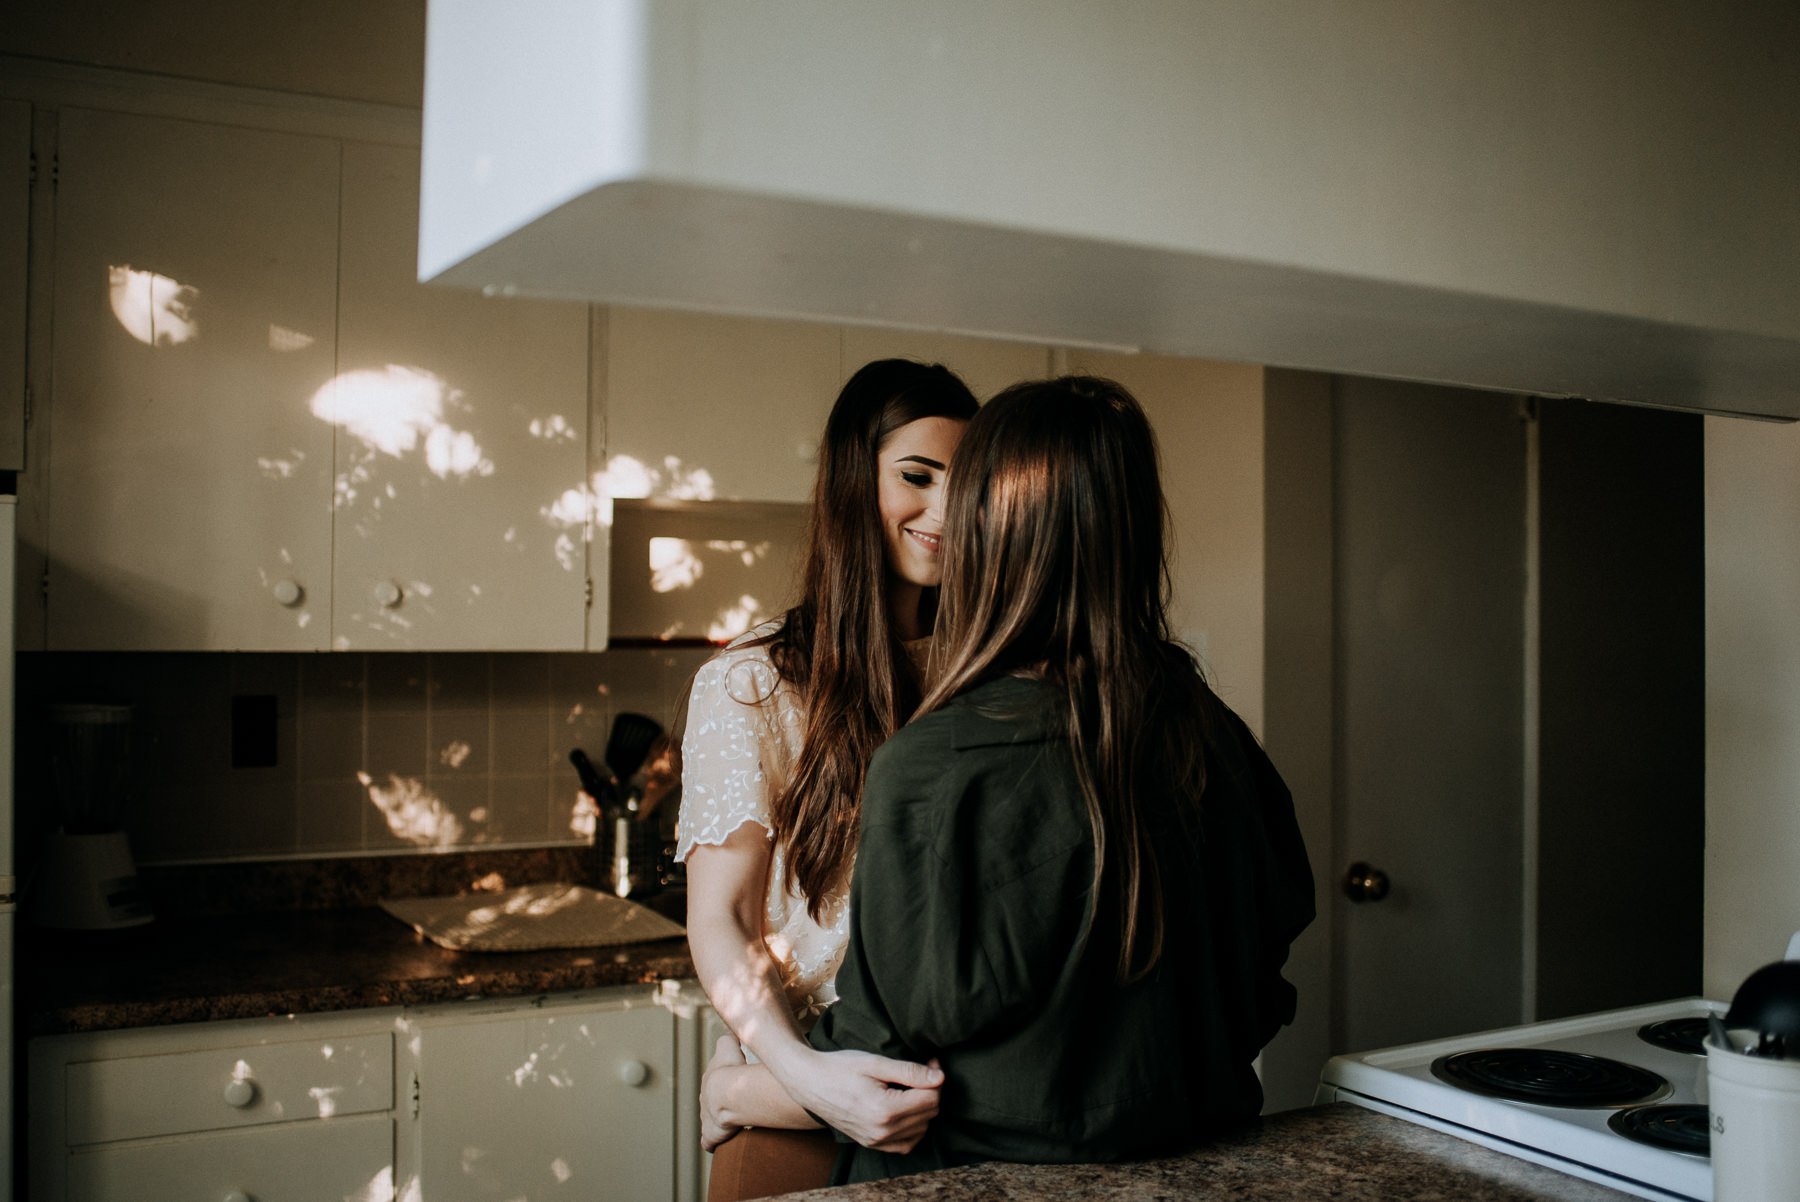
[762,359,978,918]
[919,375,1216,982]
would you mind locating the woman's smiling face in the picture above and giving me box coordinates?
[876,416,968,589]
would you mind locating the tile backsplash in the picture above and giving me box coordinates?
[16,648,715,865]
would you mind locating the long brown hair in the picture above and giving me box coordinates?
[919,375,1216,982]
[763,359,978,917]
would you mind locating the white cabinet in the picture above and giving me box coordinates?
[839,327,1052,403]
[45,105,341,650]
[31,986,717,1202]
[30,1008,400,1201]
[401,987,692,1202]
[601,307,1053,506]
[31,99,595,650]
[332,141,592,650]
[602,308,842,505]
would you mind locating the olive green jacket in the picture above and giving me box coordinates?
[808,674,1315,1184]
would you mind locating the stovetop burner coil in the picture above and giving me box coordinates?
[1637,1017,1710,1057]
[1607,1104,1711,1156]
[1429,1048,1671,1108]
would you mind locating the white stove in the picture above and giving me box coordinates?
[1316,998,1723,1202]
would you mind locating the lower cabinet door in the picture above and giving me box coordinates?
[411,998,676,1201]
[68,1113,394,1202]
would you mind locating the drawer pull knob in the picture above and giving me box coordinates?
[223,1192,252,1202]
[272,578,303,607]
[373,579,404,609]
[618,1059,649,1087]
[222,1078,257,1108]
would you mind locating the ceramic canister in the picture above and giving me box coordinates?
[1705,1038,1800,1201]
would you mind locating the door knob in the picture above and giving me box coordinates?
[1343,862,1391,903]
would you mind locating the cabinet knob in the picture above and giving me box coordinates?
[222,1078,257,1108]
[271,578,304,607]
[618,1059,649,1087]
[373,580,404,609]
[222,1192,252,1202]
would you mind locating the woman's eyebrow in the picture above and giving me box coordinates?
[896,454,946,469]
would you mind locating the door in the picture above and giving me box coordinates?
[408,996,676,1201]
[46,107,339,649]
[332,141,592,650]
[1332,377,1528,1052]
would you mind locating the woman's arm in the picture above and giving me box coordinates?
[685,824,943,1149]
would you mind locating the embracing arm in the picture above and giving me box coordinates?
[686,823,941,1150]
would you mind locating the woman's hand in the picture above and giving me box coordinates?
[776,1047,944,1154]
[700,1035,750,1152]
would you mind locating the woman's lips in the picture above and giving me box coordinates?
[905,528,942,554]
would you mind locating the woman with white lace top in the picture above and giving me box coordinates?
[676,359,978,1200]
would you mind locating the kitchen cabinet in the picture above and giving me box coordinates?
[44,105,342,650]
[29,1007,400,1201]
[28,95,595,651]
[402,985,702,1201]
[839,327,1051,403]
[332,140,591,651]
[602,308,843,506]
[601,308,1054,507]
[31,983,720,1201]
[1,98,29,470]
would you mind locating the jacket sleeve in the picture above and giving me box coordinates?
[809,739,1089,1061]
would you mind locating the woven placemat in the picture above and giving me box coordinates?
[380,882,686,952]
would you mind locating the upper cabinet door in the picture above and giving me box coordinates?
[332,141,591,650]
[0,99,30,471]
[839,328,1051,404]
[47,107,339,650]
[603,308,841,505]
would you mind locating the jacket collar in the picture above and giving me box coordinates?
[944,675,1067,750]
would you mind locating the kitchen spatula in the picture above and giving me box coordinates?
[605,712,665,783]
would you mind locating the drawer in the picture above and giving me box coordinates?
[66,1031,392,1145]
[69,1112,393,1202]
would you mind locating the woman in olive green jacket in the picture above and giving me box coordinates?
[800,376,1317,1183]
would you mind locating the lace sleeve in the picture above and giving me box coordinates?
[674,646,786,861]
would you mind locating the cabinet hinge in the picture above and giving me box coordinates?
[584,577,594,609]
[22,383,31,428]
[410,1071,421,1120]
[40,567,49,599]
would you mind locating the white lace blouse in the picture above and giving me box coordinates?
[676,621,849,1027]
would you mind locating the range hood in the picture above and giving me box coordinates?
[419,1,1800,420]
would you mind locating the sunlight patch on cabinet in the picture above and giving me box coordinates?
[310,365,494,484]
[107,263,199,346]
[600,453,716,502]
[268,324,316,352]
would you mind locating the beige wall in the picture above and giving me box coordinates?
[1,0,425,107]
[1069,352,1267,734]
[1704,417,1800,995]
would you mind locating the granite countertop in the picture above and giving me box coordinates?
[20,850,695,1036]
[775,1104,1640,1201]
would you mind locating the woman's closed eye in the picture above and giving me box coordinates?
[900,470,934,488]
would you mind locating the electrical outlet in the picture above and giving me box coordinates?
[231,694,279,768]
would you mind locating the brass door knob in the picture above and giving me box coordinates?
[1343,862,1391,903]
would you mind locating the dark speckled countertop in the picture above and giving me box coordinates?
[774,1104,1639,1201]
[20,849,695,1036]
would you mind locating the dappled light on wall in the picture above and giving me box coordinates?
[358,770,466,847]
[108,263,199,346]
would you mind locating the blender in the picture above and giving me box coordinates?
[31,704,153,929]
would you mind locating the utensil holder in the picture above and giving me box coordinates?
[1706,1037,1800,1201]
